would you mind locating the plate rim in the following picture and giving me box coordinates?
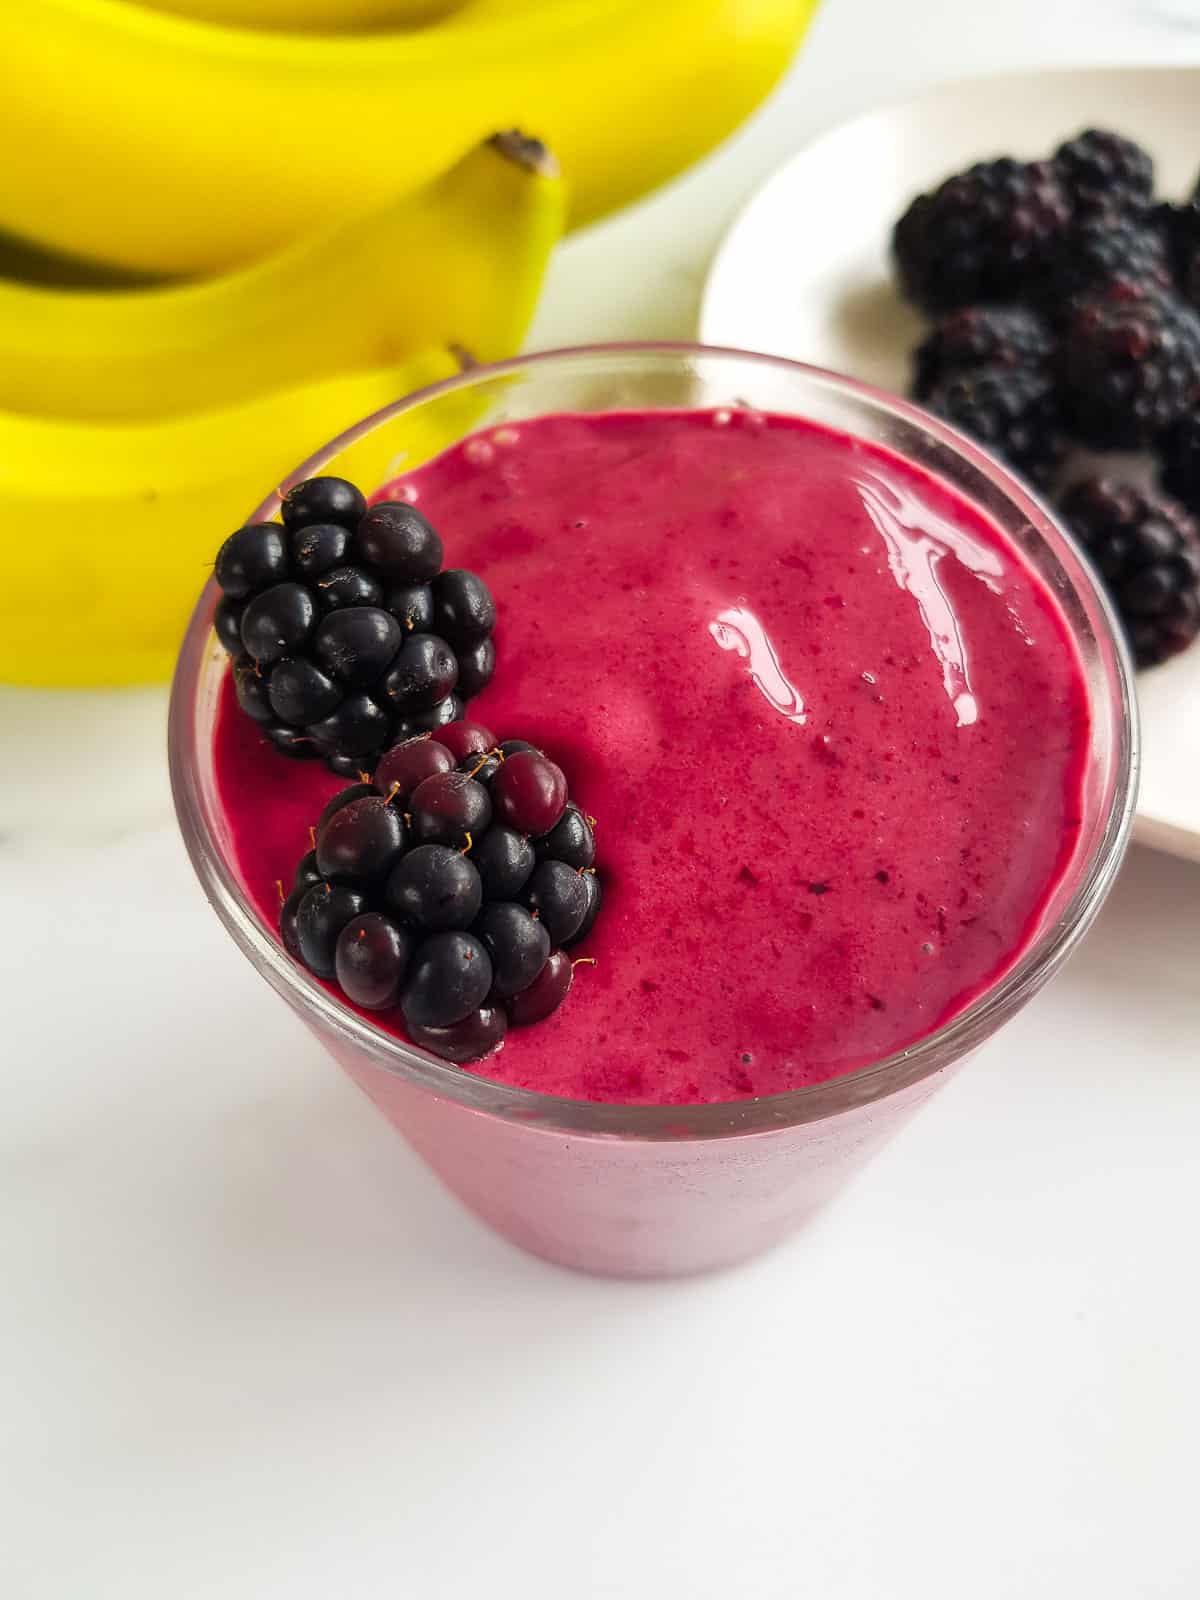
[702,61,1200,349]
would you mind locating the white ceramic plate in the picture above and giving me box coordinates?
[700,66,1200,862]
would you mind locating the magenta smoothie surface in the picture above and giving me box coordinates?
[215,407,1091,1106]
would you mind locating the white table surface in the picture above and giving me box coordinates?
[4,4,1200,1596]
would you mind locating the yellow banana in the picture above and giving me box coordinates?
[0,0,816,274]
[0,133,563,421]
[0,228,167,288]
[143,0,462,26]
[0,349,479,687]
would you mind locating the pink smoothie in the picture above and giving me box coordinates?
[214,408,1090,1105]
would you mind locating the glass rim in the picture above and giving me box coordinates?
[168,340,1140,1142]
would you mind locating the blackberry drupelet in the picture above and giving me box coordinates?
[406,1008,509,1064]
[508,951,575,1028]
[535,803,596,871]
[1052,128,1154,218]
[1157,200,1200,308]
[521,858,589,945]
[892,158,1073,312]
[374,735,455,803]
[1058,478,1200,666]
[294,882,369,977]
[491,750,568,835]
[456,748,503,785]
[211,475,496,769]
[335,914,414,1011]
[924,364,1066,487]
[279,728,603,1058]
[401,932,493,1027]
[1161,413,1200,513]
[1056,289,1200,447]
[911,304,1054,400]
[435,720,495,762]
[385,844,483,932]
[1045,212,1172,315]
[282,475,366,533]
[409,770,493,850]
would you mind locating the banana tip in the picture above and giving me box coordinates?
[489,130,560,181]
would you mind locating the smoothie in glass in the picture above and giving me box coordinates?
[171,345,1135,1275]
[215,406,1090,1103]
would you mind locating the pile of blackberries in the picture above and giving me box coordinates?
[213,475,496,773]
[893,127,1200,667]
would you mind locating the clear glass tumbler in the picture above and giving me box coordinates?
[169,344,1138,1278]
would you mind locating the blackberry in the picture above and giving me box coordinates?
[1045,213,1171,316]
[924,364,1066,488]
[911,304,1053,400]
[1161,413,1200,513]
[1058,478,1200,666]
[892,158,1073,312]
[1157,200,1200,308]
[279,734,602,1060]
[1053,129,1154,219]
[211,475,496,768]
[1056,289,1200,447]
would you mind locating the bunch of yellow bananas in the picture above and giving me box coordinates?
[0,0,816,686]
[0,135,565,685]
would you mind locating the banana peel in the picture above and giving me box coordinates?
[0,0,817,274]
[0,350,485,686]
[145,0,462,25]
[0,133,564,421]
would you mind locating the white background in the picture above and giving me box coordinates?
[4,2,1200,1596]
